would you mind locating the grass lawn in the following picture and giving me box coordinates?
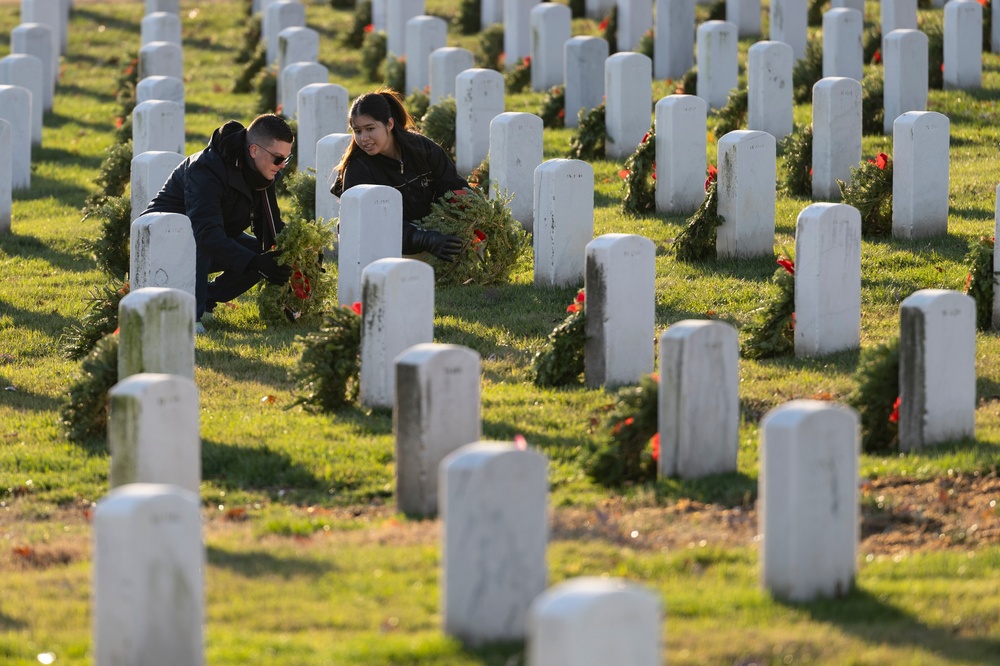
[2,0,1000,663]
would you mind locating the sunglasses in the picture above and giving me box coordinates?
[255,143,292,166]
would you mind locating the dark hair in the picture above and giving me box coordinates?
[247,113,294,146]
[335,88,419,178]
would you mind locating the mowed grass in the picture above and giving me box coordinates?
[1,0,1000,663]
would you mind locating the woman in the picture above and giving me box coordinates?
[333,89,466,261]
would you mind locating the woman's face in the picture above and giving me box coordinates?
[350,113,395,158]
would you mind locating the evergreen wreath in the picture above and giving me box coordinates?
[963,235,995,331]
[468,156,490,196]
[620,128,656,216]
[531,291,586,388]
[846,337,900,453]
[838,152,893,237]
[235,15,262,64]
[257,217,336,324]
[921,14,945,90]
[83,140,134,213]
[861,68,885,136]
[477,24,505,71]
[539,85,565,128]
[114,53,138,127]
[585,373,660,487]
[289,303,362,412]
[675,66,697,95]
[114,115,132,146]
[343,0,373,48]
[234,42,266,93]
[284,168,316,223]
[712,86,748,138]
[84,195,132,277]
[568,102,606,161]
[779,124,813,198]
[741,257,796,360]
[361,30,388,83]
[405,88,430,127]
[253,67,278,115]
[505,56,531,94]
[421,96,457,158]
[59,278,129,361]
[637,29,654,60]
[863,24,881,65]
[792,40,824,104]
[458,0,480,35]
[673,165,724,262]
[599,6,618,54]
[385,54,406,94]
[61,333,119,444]
[418,189,529,286]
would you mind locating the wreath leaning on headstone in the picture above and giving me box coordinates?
[256,218,336,325]
[792,40,824,104]
[289,303,362,412]
[84,195,132,277]
[712,87,748,138]
[59,278,130,361]
[468,156,490,196]
[620,128,655,216]
[568,102,606,161]
[343,0,373,48]
[385,54,406,94]
[838,152,893,238]
[741,257,796,360]
[61,333,120,444]
[846,337,900,453]
[360,30,388,83]
[538,85,565,128]
[861,68,885,136]
[963,235,996,332]
[779,124,813,198]
[405,88,430,126]
[531,291,586,388]
[421,96,457,158]
[585,373,660,488]
[477,24,504,71]
[673,165,724,262]
[505,56,531,93]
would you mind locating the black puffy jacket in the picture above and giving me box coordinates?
[143,120,284,274]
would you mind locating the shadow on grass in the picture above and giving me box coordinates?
[207,543,334,578]
[0,381,65,415]
[0,608,26,630]
[72,7,141,34]
[657,471,758,507]
[0,232,94,273]
[202,439,325,496]
[794,587,1000,665]
[0,298,78,340]
[195,346,295,385]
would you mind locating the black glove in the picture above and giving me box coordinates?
[409,227,464,262]
[250,251,292,285]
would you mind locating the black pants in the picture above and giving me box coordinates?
[195,233,262,320]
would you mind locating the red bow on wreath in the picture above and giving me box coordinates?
[290,268,312,300]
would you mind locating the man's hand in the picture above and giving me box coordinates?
[250,250,292,285]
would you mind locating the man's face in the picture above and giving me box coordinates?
[250,139,293,181]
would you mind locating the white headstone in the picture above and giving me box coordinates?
[822,8,863,81]
[337,185,403,306]
[395,343,481,516]
[655,0,695,80]
[481,0,504,29]
[794,203,862,356]
[278,61,328,120]
[892,111,950,239]
[138,40,183,81]
[564,36,608,128]
[899,289,976,451]
[130,213,197,298]
[726,0,760,37]
[441,442,548,645]
[0,86,31,191]
[530,3,571,91]
[108,373,200,493]
[490,112,543,231]
[654,94,707,215]
[132,99,185,157]
[264,0,306,66]
[359,258,434,409]
[504,0,540,69]
[118,287,196,380]
[881,0,917,48]
[944,0,983,90]
[11,23,54,111]
[372,0,388,31]
[617,0,654,51]
[812,77,862,200]
[527,578,661,666]
[0,119,10,234]
[297,83,348,173]
[141,11,181,46]
[587,0,616,20]
[658,320,739,478]
[316,132,352,227]
[605,52,652,160]
[93,484,203,666]
[386,0,425,57]
[429,47,474,105]
[533,159,594,287]
[769,0,807,59]
[131,151,184,222]
[145,0,179,13]
[715,130,776,259]
[760,400,859,601]
[455,68,505,175]
[696,20,739,111]
[277,25,319,74]
[0,55,42,147]
[883,29,928,134]
[21,0,63,62]
[136,75,185,107]
[405,16,447,94]
[747,40,793,141]
[584,234,656,388]
[831,0,864,12]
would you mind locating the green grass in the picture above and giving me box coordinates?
[3,0,1000,663]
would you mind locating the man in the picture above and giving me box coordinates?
[143,113,295,332]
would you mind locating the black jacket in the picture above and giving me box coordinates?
[333,132,468,222]
[143,120,284,273]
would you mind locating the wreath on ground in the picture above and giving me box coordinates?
[741,257,796,360]
[531,291,586,387]
[476,24,504,71]
[289,303,362,412]
[361,30,388,83]
[83,141,133,213]
[235,14,262,64]
[84,195,132,277]
[539,85,565,128]
[257,218,336,324]
[59,278,129,361]
[385,55,406,94]
[839,152,892,238]
[468,156,490,196]
[599,6,618,54]
[861,68,885,136]
[673,165,723,262]
[779,124,813,198]
[585,373,660,487]
[405,88,430,126]
[343,0,373,48]
[793,40,824,104]
[61,333,119,444]
[846,337,900,453]
[253,66,278,115]
[620,128,655,215]
[963,235,995,331]
[421,96,456,158]
[417,189,529,286]
[568,102,606,161]
[505,56,531,93]
[284,168,316,223]
[234,42,266,94]
[712,87,748,138]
